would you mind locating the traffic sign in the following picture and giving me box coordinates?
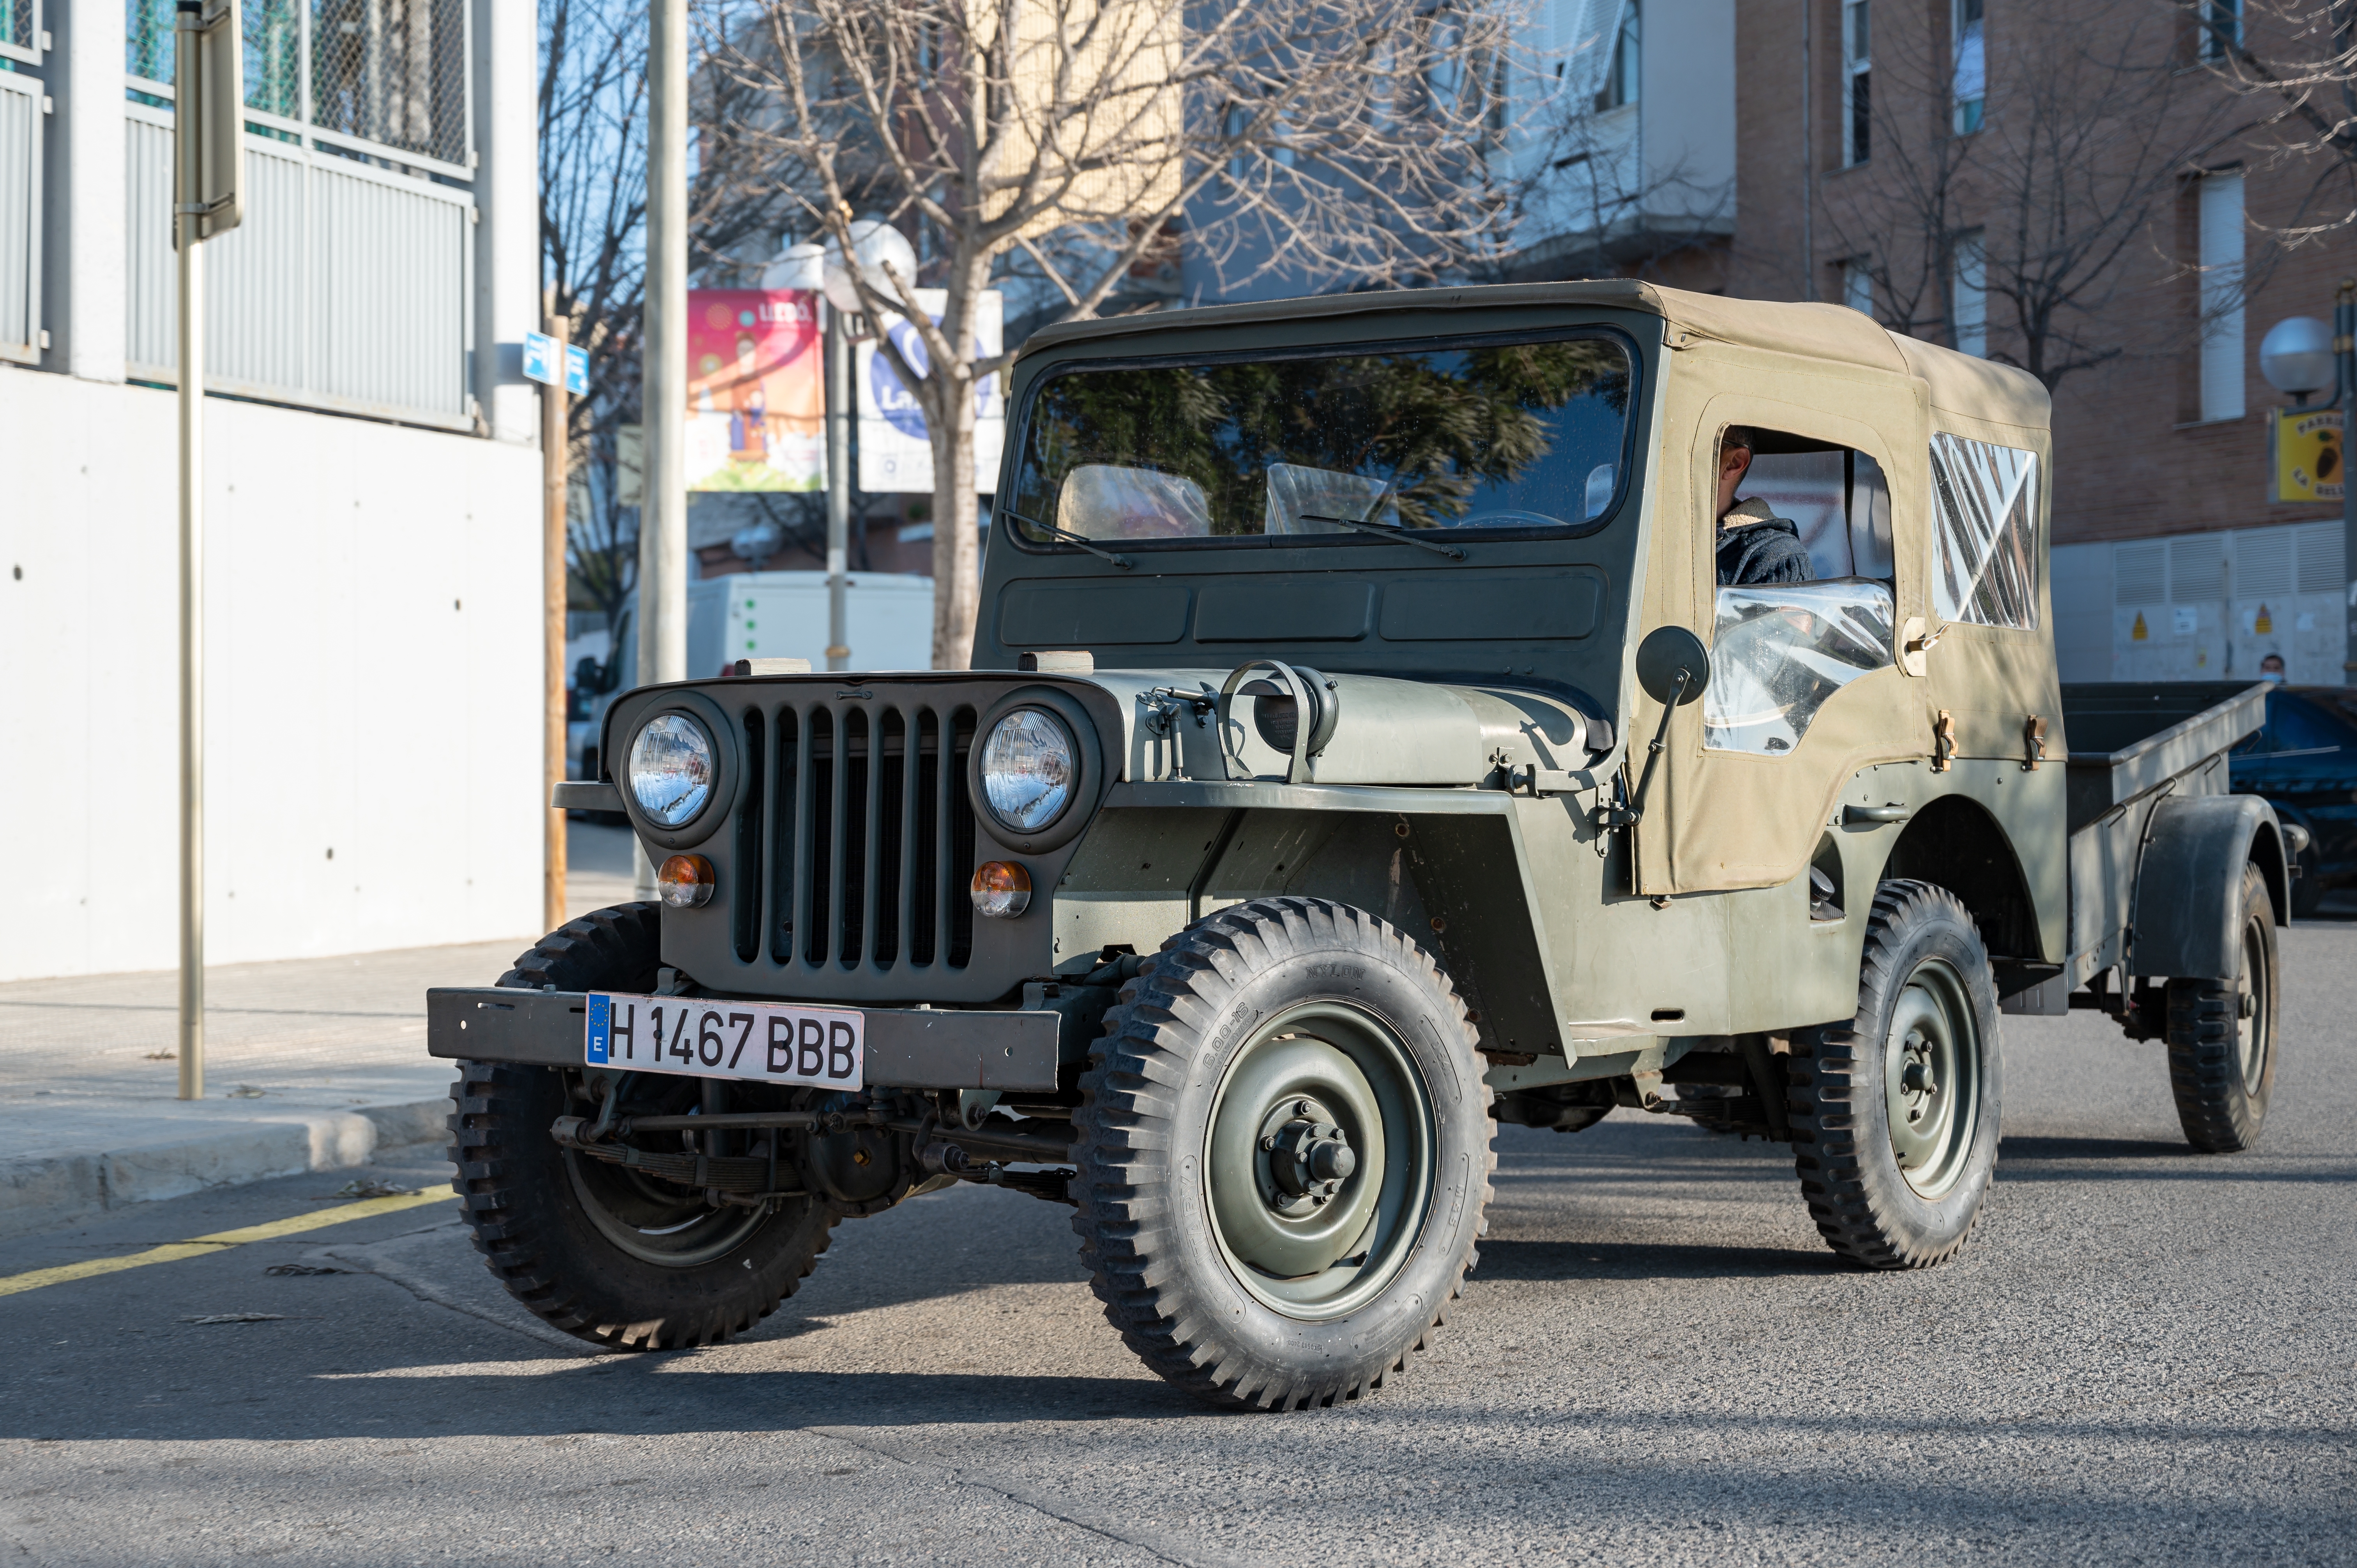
[522,330,560,388]
[524,332,590,395]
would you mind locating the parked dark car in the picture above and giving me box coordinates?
[2231,686,2357,915]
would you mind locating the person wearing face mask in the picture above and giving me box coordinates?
[2262,653,2287,684]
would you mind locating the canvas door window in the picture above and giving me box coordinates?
[1650,399,1921,893]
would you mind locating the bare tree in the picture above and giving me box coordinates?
[1821,0,2241,392]
[542,0,649,634]
[708,0,1520,668]
[2191,0,2357,242]
[543,0,805,636]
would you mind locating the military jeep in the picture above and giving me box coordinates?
[431,281,2290,1409]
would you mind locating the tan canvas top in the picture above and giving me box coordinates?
[1017,279,2051,434]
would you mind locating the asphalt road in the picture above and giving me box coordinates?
[3,924,2353,1566]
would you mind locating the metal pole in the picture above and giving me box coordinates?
[176,12,205,1102]
[635,0,688,897]
[542,309,570,933]
[2340,277,2355,687]
[1799,0,1814,300]
[825,304,851,672]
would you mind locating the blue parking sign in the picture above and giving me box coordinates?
[521,330,560,388]
[564,343,589,396]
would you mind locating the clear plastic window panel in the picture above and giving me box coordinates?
[1703,580,1896,755]
[1929,433,2038,628]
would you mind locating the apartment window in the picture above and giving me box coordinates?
[1951,231,1987,357]
[1843,0,1871,164]
[2199,172,2247,422]
[1596,0,1640,111]
[1843,259,1874,317]
[2200,0,2242,60]
[1952,0,1985,134]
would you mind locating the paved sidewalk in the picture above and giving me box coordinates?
[0,823,642,1240]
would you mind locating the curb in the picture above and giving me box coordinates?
[0,1098,452,1243]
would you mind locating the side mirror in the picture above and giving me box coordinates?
[1597,626,1712,840]
[1635,625,1710,706]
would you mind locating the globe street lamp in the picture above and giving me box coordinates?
[2260,315,2336,404]
[2263,279,2357,685]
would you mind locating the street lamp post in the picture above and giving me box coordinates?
[2340,281,2356,688]
[2260,279,2357,687]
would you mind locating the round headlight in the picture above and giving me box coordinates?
[979,708,1077,834]
[627,713,717,827]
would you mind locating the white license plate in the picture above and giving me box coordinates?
[584,992,863,1088]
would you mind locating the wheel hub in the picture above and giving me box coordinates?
[1898,1037,1938,1114]
[1203,1005,1435,1320]
[1263,1107,1358,1204]
[1882,961,1982,1200]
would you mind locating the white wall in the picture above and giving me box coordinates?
[2051,520,2347,686]
[0,371,544,981]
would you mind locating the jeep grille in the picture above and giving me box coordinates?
[733,697,979,975]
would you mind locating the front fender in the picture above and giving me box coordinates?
[2130,794,2287,981]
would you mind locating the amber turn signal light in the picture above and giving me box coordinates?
[657,853,716,908]
[969,860,1032,919]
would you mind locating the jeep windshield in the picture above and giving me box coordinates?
[1005,330,1636,551]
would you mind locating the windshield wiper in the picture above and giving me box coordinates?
[1001,507,1133,569]
[1295,512,1466,560]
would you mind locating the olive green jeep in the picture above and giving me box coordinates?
[431,281,2291,1409]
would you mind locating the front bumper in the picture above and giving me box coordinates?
[426,987,1062,1091]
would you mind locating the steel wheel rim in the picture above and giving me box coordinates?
[1882,957,1982,1200]
[2238,913,2270,1095]
[1203,1000,1436,1321]
[565,1149,773,1267]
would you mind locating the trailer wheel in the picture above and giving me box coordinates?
[2165,862,2277,1153]
[1071,897,1493,1410]
[1786,881,2002,1270]
[445,903,837,1349]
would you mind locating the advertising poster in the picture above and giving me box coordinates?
[857,289,1005,494]
[2270,406,2344,504]
[687,290,825,491]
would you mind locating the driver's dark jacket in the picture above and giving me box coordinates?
[1716,498,1815,586]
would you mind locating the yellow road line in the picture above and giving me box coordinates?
[0,1188,454,1298]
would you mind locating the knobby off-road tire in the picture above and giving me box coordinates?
[446,902,837,1349]
[2166,862,2278,1153]
[1786,880,2003,1270]
[1072,897,1495,1411]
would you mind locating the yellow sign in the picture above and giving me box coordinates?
[2272,407,2345,503]
[2131,611,2147,641]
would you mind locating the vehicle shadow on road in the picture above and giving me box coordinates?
[2001,1134,2197,1162]
[1471,1237,1839,1281]
[1999,1134,2357,1181]
[0,1353,1214,1446]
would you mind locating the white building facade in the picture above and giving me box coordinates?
[2052,523,2349,686]
[0,0,545,981]
[1497,0,1736,280]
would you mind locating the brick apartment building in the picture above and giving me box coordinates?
[1721,0,2353,682]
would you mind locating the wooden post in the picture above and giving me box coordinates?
[543,307,570,934]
